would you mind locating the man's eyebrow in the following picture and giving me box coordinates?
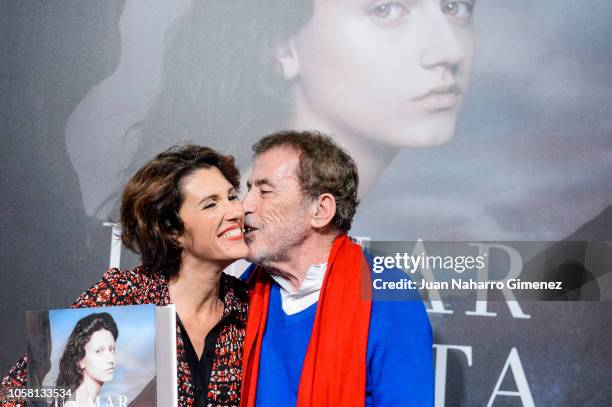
[247,178,274,189]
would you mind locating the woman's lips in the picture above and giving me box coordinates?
[218,224,243,240]
[414,84,462,111]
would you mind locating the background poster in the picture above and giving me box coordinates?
[2,1,611,405]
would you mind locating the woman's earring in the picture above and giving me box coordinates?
[274,40,300,81]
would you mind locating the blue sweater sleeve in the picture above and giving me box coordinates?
[366,297,435,407]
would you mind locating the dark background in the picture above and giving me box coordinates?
[2,1,611,405]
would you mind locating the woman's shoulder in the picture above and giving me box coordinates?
[100,265,166,286]
[221,272,248,315]
[73,265,169,308]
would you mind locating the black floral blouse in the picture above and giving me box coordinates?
[1,266,247,407]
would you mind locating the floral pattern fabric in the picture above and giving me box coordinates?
[1,266,247,407]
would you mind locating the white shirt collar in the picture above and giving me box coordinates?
[270,262,327,315]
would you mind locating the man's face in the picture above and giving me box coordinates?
[242,147,313,267]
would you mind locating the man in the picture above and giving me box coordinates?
[240,130,433,406]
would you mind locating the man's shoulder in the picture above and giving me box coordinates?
[366,297,432,358]
[370,297,429,325]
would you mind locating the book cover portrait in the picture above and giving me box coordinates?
[27,305,158,406]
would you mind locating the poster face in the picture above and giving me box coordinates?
[55,0,611,242]
[2,0,611,405]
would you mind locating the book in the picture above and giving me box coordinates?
[26,304,177,407]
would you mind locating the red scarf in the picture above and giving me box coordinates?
[240,235,372,407]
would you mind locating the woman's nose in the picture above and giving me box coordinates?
[419,13,465,70]
[226,199,245,222]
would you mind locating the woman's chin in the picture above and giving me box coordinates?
[230,252,249,262]
[392,120,457,148]
[222,246,250,263]
[233,245,250,260]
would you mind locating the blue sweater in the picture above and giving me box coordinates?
[255,282,434,406]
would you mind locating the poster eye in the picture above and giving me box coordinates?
[442,1,475,20]
[369,2,409,24]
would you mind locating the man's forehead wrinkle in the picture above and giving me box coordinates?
[255,153,300,185]
[278,162,300,182]
[274,152,300,180]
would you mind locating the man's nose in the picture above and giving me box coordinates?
[242,189,256,214]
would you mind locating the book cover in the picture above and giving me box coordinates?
[26,304,176,407]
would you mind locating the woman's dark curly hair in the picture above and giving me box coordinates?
[120,144,240,277]
[56,313,118,392]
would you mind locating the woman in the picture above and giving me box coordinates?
[3,144,249,407]
[57,313,118,407]
[66,0,477,218]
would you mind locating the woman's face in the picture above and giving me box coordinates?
[287,0,476,147]
[80,329,116,383]
[178,167,249,265]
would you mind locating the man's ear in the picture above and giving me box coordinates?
[310,193,337,229]
[274,38,300,81]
